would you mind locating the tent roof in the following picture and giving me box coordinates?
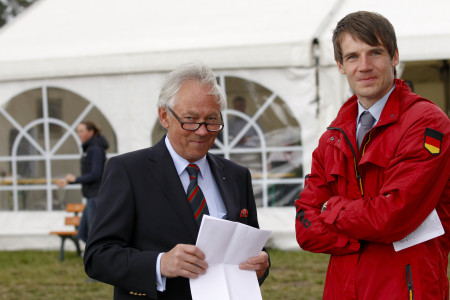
[0,0,332,80]
[0,0,449,80]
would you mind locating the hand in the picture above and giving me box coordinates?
[56,179,67,188]
[321,201,328,213]
[160,244,208,279]
[65,174,76,183]
[239,251,269,279]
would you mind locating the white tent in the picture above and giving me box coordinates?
[0,0,331,80]
[1,0,448,131]
[0,0,448,250]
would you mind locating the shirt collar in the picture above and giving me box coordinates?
[165,135,207,178]
[357,85,395,124]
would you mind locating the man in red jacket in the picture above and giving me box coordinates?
[295,11,449,299]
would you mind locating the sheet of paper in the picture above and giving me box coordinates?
[393,209,445,252]
[190,215,271,300]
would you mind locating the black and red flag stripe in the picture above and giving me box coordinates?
[423,128,443,155]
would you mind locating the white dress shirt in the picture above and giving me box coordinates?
[156,136,227,291]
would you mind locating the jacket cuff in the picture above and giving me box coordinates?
[319,197,350,225]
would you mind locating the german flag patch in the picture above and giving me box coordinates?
[424,128,443,155]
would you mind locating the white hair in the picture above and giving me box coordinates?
[157,62,227,111]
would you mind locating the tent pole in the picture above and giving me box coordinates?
[440,60,449,116]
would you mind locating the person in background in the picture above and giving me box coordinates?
[84,62,270,300]
[228,96,260,146]
[295,11,449,299]
[57,121,109,243]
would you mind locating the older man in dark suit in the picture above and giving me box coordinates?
[84,62,270,299]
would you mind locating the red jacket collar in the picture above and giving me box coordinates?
[328,79,416,130]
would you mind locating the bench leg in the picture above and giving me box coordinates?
[69,236,82,257]
[57,235,82,261]
[59,236,67,261]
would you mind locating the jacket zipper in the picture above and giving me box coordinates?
[406,264,414,300]
[361,130,373,156]
[327,127,364,196]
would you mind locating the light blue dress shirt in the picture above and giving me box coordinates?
[356,85,395,138]
[156,136,227,291]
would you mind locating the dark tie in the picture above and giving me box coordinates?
[357,111,376,150]
[186,164,209,226]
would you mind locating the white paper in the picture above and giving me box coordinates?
[190,215,271,300]
[393,209,445,252]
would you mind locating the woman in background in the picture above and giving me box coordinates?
[57,121,109,243]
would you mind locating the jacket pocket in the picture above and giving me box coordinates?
[406,264,414,300]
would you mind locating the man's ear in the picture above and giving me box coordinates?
[336,60,346,74]
[158,107,169,129]
[392,49,399,67]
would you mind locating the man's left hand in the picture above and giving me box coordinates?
[238,251,269,279]
[321,200,328,213]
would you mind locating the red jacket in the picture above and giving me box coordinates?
[295,79,450,299]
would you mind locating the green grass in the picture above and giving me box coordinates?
[0,249,327,300]
[261,249,329,300]
[0,251,112,300]
[0,249,448,299]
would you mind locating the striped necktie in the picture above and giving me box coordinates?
[186,164,209,226]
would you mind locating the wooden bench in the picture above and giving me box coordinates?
[50,203,85,261]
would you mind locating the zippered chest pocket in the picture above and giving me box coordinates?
[324,142,361,198]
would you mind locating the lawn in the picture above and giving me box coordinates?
[0,249,327,300]
[261,249,329,299]
[0,249,448,299]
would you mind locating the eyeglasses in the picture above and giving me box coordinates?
[167,107,224,132]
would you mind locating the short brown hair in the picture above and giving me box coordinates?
[332,11,397,65]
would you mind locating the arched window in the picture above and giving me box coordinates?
[151,76,303,207]
[0,87,117,211]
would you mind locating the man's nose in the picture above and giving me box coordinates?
[359,55,373,71]
[195,123,209,135]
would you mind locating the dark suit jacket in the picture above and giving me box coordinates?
[84,137,268,299]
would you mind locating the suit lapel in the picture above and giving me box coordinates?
[146,138,199,241]
[207,154,240,221]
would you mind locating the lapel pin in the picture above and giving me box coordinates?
[240,208,248,218]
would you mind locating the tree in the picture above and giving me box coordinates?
[0,0,37,28]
